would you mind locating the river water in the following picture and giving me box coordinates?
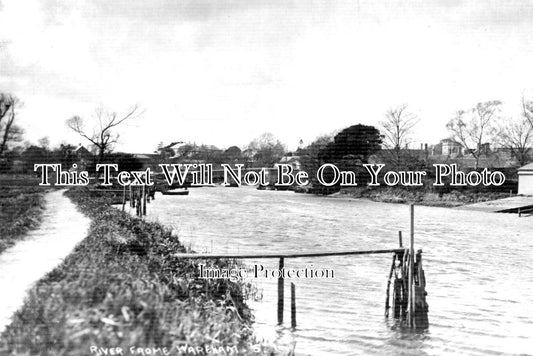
[135,186,533,356]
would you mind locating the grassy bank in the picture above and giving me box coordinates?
[0,187,273,356]
[0,175,47,253]
[335,187,511,207]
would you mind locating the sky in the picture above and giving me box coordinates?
[2,0,533,153]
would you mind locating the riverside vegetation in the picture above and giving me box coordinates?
[0,187,275,356]
[335,186,510,207]
[0,175,46,254]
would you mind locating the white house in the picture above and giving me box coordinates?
[518,163,533,195]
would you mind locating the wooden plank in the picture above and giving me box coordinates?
[174,248,404,259]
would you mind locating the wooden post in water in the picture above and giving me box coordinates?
[408,204,415,327]
[142,185,147,216]
[398,231,403,248]
[291,283,296,328]
[277,257,284,325]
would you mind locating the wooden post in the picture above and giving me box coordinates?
[122,184,126,211]
[142,185,147,216]
[398,231,403,248]
[291,283,296,328]
[277,257,284,325]
[129,184,133,207]
[408,204,415,327]
[385,254,396,317]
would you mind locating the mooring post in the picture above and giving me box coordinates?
[122,184,126,211]
[277,257,284,325]
[291,282,296,328]
[408,204,415,327]
[385,253,396,317]
[398,231,403,248]
[142,185,147,216]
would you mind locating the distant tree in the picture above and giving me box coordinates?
[245,133,286,167]
[38,136,50,150]
[155,141,182,161]
[523,95,533,128]
[318,124,382,164]
[447,100,501,169]
[224,146,242,162]
[298,133,334,174]
[0,93,24,156]
[175,143,197,160]
[66,104,142,162]
[498,99,533,166]
[380,104,418,167]
[108,152,144,171]
[21,145,49,171]
[54,143,78,167]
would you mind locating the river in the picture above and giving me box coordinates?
[132,186,533,356]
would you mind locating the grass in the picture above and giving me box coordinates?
[0,187,275,356]
[0,175,47,253]
[337,186,511,207]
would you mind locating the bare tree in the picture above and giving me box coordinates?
[66,105,142,161]
[0,93,24,155]
[522,95,533,128]
[498,99,533,166]
[245,133,286,167]
[446,100,501,169]
[380,104,419,165]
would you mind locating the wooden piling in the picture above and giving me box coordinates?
[142,185,147,216]
[398,231,403,248]
[277,257,284,325]
[291,283,296,328]
[122,184,126,211]
[408,204,415,327]
[385,254,396,317]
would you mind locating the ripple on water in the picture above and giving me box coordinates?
[120,187,533,356]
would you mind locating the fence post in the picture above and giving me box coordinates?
[142,185,147,216]
[291,283,296,328]
[122,184,126,211]
[277,257,284,325]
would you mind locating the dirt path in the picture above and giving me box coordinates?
[0,189,90,332]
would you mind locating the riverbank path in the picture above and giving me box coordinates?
[0,189,90,333]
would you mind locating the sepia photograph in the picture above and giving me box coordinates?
[1,1,533,355]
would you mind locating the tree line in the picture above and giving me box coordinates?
[1,91,533,174]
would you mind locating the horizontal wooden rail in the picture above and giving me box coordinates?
[175,248,405,259]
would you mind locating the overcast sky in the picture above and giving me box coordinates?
[2,0,533,152]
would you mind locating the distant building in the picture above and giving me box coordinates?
[440,139,463,158]
[279,155,301,170]
[518,163,533,195]
[73,145,93,171]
